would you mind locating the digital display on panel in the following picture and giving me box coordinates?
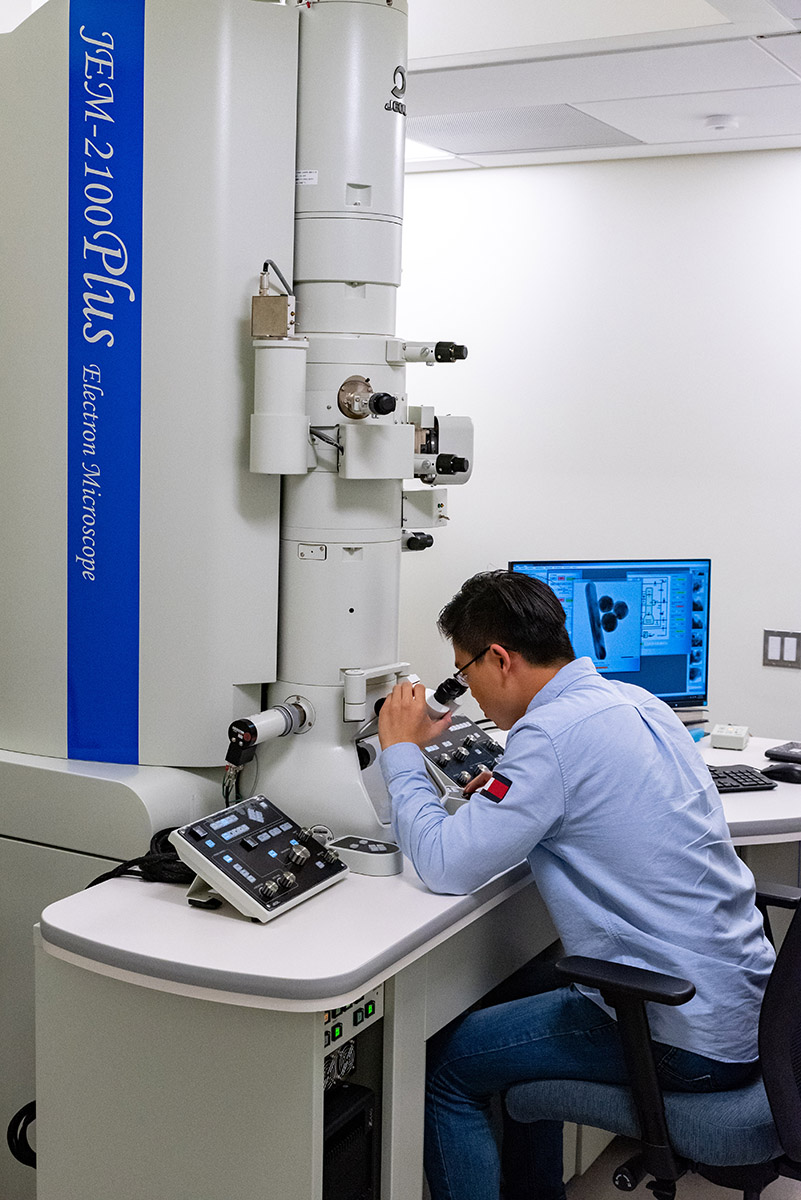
[508,559,711,708]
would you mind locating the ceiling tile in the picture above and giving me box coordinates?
[575,83,801,142]
[408,0,794,69]
[408,39,800,117]
[408,0,730,61]
[407,107,641,156]
[757,31,801,74]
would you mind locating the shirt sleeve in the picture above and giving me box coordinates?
[380,723,566,894]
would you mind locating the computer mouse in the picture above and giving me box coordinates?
[761,762,801,784]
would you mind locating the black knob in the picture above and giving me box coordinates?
[470,763,488,778]
[276,871,296,891]
[435,454,469,475]
[434,341,468,362]
[463,735,477,749]
[405,532,434,551]
[453,746,469,762]
[369,392,397,415]
[437,753,452,767]
[487,739,503,754]
[259,880,279,899]
[320,847,340,864]
[457,771,472,787]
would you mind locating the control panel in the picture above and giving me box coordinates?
[422,717,504,792]
[322,986,384,1058]
[169,795,348,923]
[328,836,403,876]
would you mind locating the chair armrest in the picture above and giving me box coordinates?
[755,881,801,911]
[555,956,696,1008]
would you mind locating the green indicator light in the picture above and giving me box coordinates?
[332,1023,343,1041]
[365,1001,375,1018]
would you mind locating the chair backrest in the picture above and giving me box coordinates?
[759,901,801,1161]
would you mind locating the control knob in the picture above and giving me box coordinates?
[287,844,311,868]
[457,771,472,787]
[259,880,279,900]
[369,391,397,416]
[320,847,340,865]
[437,753,452,767]
[434,341,468,362]
[453,746,469,762]
[487,739,503,755]
[276,870,296,891]
[463,735,477,749]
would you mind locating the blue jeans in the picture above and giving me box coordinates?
[424,984,758,1200]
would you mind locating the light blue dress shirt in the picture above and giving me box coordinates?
[380,657,775,1061]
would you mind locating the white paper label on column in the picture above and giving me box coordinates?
[296,170,319,185]
[768,636,782,660]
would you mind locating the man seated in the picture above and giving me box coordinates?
[378,569,774,1200]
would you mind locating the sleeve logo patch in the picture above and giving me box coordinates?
[481,772,512,803]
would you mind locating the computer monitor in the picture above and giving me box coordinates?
[508,558,711,709]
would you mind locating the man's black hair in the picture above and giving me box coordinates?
[438,570,575,667]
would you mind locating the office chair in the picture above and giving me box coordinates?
[505,885,801,1200]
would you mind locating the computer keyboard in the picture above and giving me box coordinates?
[709,765,778,793]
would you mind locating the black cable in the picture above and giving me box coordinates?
[7,1100,36,1168]
[85,827,195,889]
[262,259,292,295]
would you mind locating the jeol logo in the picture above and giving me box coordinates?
[385,65,406,114]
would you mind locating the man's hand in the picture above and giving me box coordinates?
[463,768,491,797]
[378,680,452,750]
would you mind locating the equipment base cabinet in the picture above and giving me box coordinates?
[35,874,565,1200]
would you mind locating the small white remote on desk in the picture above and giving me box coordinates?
[328,836,404,876]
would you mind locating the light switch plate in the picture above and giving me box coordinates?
[763,630,801,669]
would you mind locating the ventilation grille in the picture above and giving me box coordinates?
[406,104,642,155]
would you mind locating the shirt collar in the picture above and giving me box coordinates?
[525,657,598,714]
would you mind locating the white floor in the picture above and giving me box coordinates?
[568,1138,801,1200]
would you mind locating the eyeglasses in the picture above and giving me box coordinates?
[453,646,492,688]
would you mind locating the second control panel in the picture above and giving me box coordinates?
[422,716,504,791]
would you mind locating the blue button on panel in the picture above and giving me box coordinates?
[205,839,216,848]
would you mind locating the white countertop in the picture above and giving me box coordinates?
[699,735,801,843]
[38,734,801,1006]
[39,859,531,1008]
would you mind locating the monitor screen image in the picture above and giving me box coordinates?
[508,558,711,709]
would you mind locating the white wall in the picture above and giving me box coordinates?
[397,149,801,737]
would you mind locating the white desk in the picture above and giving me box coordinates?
[34,734,801,1200]
[700,735,801,845]
[35,863,556,1200]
